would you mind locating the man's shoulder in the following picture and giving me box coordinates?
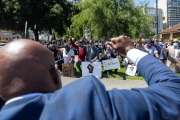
[0,76,108,119]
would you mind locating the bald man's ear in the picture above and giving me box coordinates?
[50,68,62,89]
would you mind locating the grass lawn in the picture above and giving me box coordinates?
[74,64,180,80]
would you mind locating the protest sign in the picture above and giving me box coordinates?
[102,58,120,70]
[82,62,102,78]
[126,65,137,76]
[62,63,74,77]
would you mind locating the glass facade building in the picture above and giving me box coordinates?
[159,0,180,29]
[167,0,180,27]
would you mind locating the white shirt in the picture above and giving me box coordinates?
[174,48,179,60]
[62,48,75,63]
[6,93,43,105]
[127,49,148,66]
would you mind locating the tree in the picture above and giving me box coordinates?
[0,0,73,41]
[70,0,153,39]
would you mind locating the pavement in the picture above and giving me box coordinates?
[61,76,148,90]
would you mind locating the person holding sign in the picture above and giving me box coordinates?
[1,36,180,120]
[101,49,118,74]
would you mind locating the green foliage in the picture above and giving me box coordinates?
[0,0,73,40]
[70,0,153,39]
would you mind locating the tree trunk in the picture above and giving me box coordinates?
[33,25,39,41]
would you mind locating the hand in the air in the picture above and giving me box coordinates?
[106,35,135,55]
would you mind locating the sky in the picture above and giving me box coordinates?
[134,0,156,7]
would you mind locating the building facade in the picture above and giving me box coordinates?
[0,30,21,41]
[160,23,180,40]
[147,7,163,34]
[158,0,180,29]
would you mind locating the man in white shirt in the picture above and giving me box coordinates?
[62,44,75,64]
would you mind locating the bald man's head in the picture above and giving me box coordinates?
[0,39,61,101]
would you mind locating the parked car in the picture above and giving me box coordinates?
[0,43,6,48]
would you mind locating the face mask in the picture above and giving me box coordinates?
[168,42,171,46]
[173,43,178,47]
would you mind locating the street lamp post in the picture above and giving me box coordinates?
[25,21,27,38]
[156,0,158,36]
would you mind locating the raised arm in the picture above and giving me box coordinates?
[69,38,78,49]
[136,34,143,49]
[106,35,180,119]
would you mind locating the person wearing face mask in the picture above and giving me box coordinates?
[154,39,167,63]
[163,39,180,72]
[141,40,160,60]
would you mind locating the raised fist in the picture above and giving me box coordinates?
[106,35,134,55]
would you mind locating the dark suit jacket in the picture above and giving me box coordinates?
[0,98,5,110]
[80,45,99,61]
[1,55,180,120]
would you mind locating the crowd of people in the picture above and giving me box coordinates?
[39,37,122,76]
[37,34,180,77]
[134,34,180,73]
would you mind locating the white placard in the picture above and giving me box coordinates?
[102,58,120,70]
[82,62,102,78]
[126,65,137,76]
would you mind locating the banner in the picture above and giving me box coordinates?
[82,62,102,78]
[102,58,120,70]
[126,65,137,76]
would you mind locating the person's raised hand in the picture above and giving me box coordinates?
[106,35,135,55]
[69,36,72,42]
[139,34,144,38]
[69,36,72,40]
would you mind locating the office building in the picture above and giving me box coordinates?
[158,0,180,29]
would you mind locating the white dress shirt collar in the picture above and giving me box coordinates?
[5,93,43,105]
